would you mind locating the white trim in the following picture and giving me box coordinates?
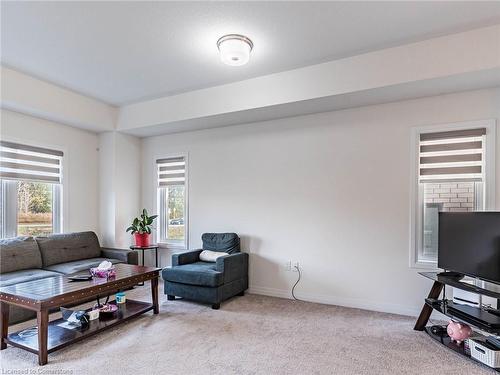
[153,151,189,250]
[484,122,496,209]
[52,184,62,233]
[409,119,496,269]
[1,180,18,238]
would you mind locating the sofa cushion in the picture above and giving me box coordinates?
[162,261,224,287]
[0,269,61,287]
[202,233,240,254]
[36,231,102,267]
[44,257,123,275]
[0,237,42,273]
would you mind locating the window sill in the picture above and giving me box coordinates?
[410,259,440,271]
[158,242,187,251]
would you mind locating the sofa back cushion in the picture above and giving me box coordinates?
[202,233,240,254]
[36,231,102,267]
[0,236,43,273]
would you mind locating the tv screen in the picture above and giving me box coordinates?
[438,212,500,283]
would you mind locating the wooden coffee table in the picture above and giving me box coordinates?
[0,263,160,365]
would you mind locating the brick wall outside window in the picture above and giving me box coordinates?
[424,182,475,212]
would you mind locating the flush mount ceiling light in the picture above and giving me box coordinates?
[217,34,253,66]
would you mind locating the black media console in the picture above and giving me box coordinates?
[415,272,500,372]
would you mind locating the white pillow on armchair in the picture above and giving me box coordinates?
[199,250,227,262]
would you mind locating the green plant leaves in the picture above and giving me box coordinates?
[127,208,157,234]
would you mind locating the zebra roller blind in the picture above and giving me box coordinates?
[157,156,185,186]
[0,141,63,183]
[419,128,486,183]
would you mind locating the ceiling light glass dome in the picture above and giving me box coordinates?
[217,34,253,66]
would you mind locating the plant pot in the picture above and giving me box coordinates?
[134,233,150,247]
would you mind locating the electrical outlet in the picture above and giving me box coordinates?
[284,260,300,272]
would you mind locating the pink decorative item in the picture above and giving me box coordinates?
[90,260,116,279]
[98,304,118,315]
[447,320,472,344]
[90,267,116,279]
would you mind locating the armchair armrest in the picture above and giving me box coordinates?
[172,249,202,266]
[216,252,249,283]
[101,247,138,265]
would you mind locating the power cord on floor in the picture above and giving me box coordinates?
[291,265,302,301]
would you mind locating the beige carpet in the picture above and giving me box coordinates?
[0,282,494,374]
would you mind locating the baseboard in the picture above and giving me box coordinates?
[248,285,422,317]
[249,285,291,300]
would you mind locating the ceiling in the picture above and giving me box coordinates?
[2,1,500,106]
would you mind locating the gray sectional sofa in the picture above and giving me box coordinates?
[0,231,138,325]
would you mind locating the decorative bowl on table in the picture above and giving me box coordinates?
[98,304,118,316]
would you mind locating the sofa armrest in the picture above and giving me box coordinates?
[172,249,202,266]
[101,247,138,265]
[216,252,248,283]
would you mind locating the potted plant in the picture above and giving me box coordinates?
[126,209,158,247]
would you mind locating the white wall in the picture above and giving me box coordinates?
[142,88,500,316]
[1,109,100,234]
[99,132,141,248]
[98,132,116,246]
[1,66,117,133]
[114,133,141,247]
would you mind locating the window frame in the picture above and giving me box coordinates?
[155,153,189,250]
[409,119,496,269]
[0,136,65,238]
[0,180,17,238]
[0,181,63,238]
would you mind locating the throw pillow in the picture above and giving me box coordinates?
[199,250,227,262]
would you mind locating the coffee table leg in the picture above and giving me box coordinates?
[0,302,9,350]
[37,309,49,365]
[151,277,159,314]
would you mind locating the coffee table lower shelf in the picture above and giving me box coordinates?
[5,299,153,355]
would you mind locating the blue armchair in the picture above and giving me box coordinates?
[162,233,248,309]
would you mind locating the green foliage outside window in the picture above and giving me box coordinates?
[16,181,53,236]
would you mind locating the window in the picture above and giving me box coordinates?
[157,156,187,248]
[410,121,496,267]
[0,141,63,238]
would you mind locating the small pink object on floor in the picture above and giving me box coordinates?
[447,320,472,344]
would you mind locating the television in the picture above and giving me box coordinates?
[438,212,500,284]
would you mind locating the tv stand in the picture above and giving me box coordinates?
[436,271,464,279]
[486,308,500,318]
[415,272,500,372]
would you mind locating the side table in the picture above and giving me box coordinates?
[130,244,159,267]
[130,245,160,285]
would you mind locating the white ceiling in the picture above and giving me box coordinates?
[2,1,500,106]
